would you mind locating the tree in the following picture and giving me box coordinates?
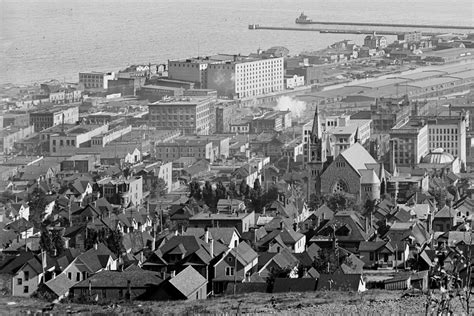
[324,193,357,213]
[262,184,279,206]
[50,229,65,256]
[215,181,227,200]
[313,248,341,274]
[202,181,216,208]
[39,228,53,256]
[250,179,264,211]
[152,178,168,199]
[308,193,323,211]
[28,188,48,227]
[228,180,238,199]
[189,180,202,200]
[106,229,123,258]
[239,179,249,198]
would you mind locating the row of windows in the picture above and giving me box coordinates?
[430,128,458,134]
[52,139,75,146]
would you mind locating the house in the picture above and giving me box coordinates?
[213,241,258,294]
[98,176,143,207]
[137,266,208,301]
[432,205,458,232]
[11,252,62,297]
[189,210,255,235]
[185,227,240,250]
[7,203,30,221]
[0,252,36,294]
[143,235,220,282]
[359,240,409,269]
[256,226,306,253]
[316,270,366,292]
[60,243,118,286]
[312,211,376,253]
[383,222,430,259]
[257,248,300,279]
[70,270,163,302]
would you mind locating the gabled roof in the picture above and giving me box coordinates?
[208,227,240,246]
[73,270,162,289]
[231,241,257,266]
[75,243,116,273]
[435,205,456,219]
[359,241,388,252]
[340,143,377,176]
[44,272,76,297]
[0,252,36,274]
[279,228,304,244]
[168,266,207,297]
[158,235,213,265]
[359,169,380,185]
[316,211,373,242]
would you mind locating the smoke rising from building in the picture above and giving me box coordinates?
[275,95,307,118]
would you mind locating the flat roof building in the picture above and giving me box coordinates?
[148,96,214,135]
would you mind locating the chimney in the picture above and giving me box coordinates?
[94,243,98,250]
[279,220,283,230]
[204,229,209,243]
[365,216,369,233]
[210,238,214,258]
[170,270,176,278]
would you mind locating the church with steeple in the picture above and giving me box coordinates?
[306,106,328,196]
[305,107,386,202]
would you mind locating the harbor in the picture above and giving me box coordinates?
[248,24,440,36]
[294,12,474,30]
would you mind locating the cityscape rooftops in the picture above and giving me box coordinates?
[149,96,213,106]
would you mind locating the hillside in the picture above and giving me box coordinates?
[4,290,472,315]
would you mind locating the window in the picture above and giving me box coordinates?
[68,272,72,280]
[76,272,81,281]
[23,286,29,294]
[17,278,22,285]
[225,267,235,276]
[369,252,374,260]
[24,271,29,281]
[227,257,233,263]
[397,251,402,261]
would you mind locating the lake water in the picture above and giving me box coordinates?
[0,0,472,85]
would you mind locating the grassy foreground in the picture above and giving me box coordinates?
[1,290,472,315]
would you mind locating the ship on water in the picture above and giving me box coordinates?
[295,12,312,24]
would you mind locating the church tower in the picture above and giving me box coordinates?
[307,106,327,196]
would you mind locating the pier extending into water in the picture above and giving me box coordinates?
[247,25,440,36]
[295,20,474,31]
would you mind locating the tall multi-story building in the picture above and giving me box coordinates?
[79,72,115,89]
[168,54,284,99]
[29,106,79,132]
[425,114,467,166]
[389,120,429,172]
[207,56,284,99]
[148,96,214,135]
[250,111,292,133]
[168,55,235,88]
[371,96,411,133]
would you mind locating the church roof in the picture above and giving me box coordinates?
[340,143,378,175]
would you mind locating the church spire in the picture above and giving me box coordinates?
[311,105,322,140]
